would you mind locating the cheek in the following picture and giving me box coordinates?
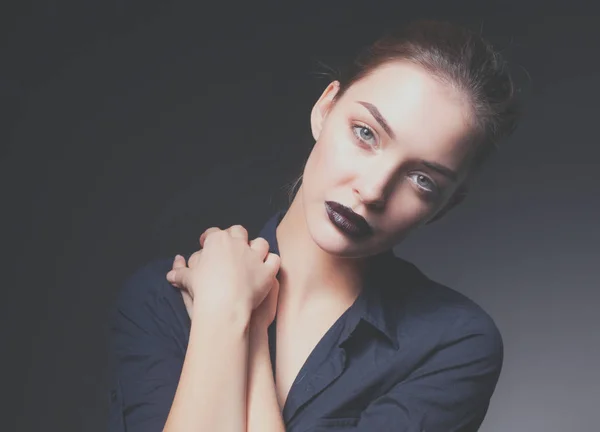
[382,192,434,236]
[305,129,356,186]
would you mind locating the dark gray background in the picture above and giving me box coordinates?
[2,2,598,431]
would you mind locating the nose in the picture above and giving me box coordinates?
[352,164,396,209]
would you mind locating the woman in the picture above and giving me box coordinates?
[109,19,520,432]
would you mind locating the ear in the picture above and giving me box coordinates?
[425,184,469,225]
[310,81,340,141]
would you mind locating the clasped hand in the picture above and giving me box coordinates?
[166,225,281,330]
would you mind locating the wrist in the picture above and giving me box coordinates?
[249,320,269,340]
[249,323,270,354]
[193,297,253,333]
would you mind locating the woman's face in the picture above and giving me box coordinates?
[300,61,478,258]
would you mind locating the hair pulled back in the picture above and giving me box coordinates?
[287,19,520,203]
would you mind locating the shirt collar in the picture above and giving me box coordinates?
[257,209,285,256]
[257,209,403,349]
[354,250,405,349]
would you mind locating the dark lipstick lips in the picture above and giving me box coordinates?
[325,201,373,238]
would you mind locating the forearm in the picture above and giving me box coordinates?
[164,303,252,432]
[247,327,286,432]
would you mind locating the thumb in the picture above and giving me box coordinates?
[264,253,281,279]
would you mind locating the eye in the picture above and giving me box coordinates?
[352,124,378,147]
[409,173,438,195]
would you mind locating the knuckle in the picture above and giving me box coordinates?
[202,227,219,239]
[203,231,220,246]
[269,252,281,266]
[188,250,201,266]
[206,230,228,245]
[229,224,247,234]
[216,229,229,238]
[254,237,269,248]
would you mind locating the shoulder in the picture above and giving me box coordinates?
[112,256,190,337]
[116,257,178,308]
[382,255,504,357]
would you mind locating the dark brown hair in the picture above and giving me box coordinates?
[337,20,518,166]
[286,19,520,203]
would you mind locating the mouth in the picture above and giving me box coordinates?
[324,201,374,239]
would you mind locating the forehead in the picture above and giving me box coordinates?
[338,61,476,171]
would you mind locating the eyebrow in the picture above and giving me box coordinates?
[419,160,459,182]
[357,101,459,183]
[357,101,396,140]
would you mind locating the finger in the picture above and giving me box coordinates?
[172,254,187,270]
[187,250,202,268]
[263,252,281,278]
[169,255,188,288]
[166,267,190,287]
[199,227,222,247]
[249,237,270,260]
[167,275,182,288]
[227,224,248,243]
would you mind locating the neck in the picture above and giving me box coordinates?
[274,186,369,316]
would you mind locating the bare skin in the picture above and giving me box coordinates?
[164,60,477,431]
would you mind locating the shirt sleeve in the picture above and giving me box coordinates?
[300,313,504,432]
[107,259,191,432]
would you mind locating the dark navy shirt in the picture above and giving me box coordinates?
[108,210,503,431]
